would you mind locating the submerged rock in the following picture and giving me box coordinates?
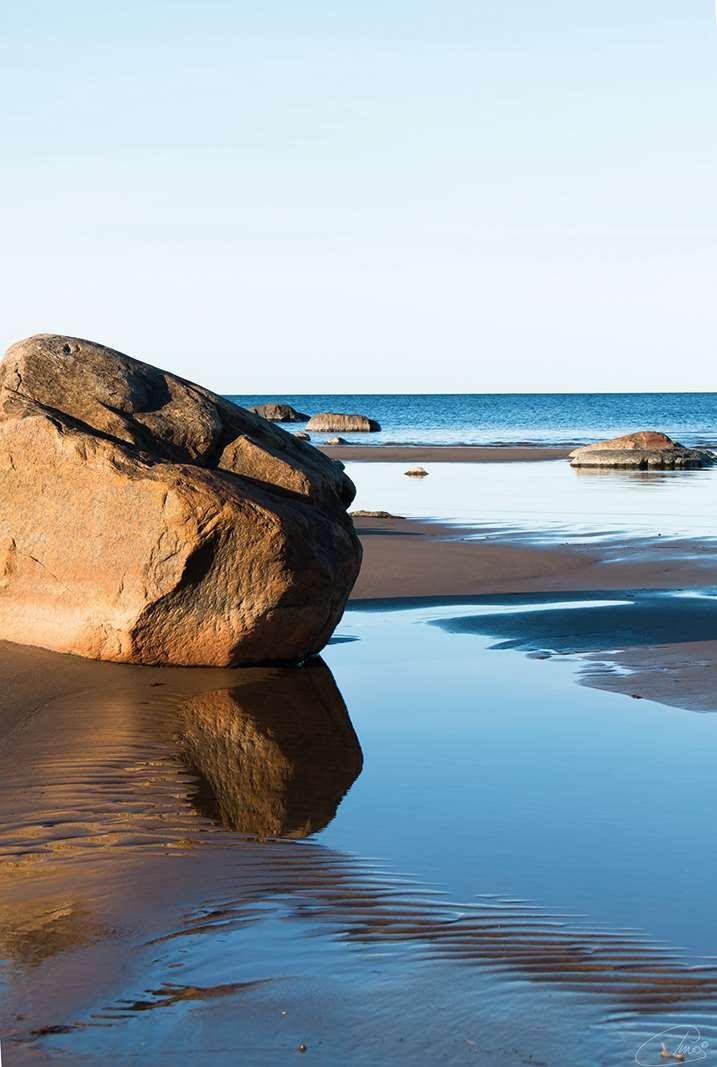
[0,334,361,666]
[177,659,363,839]
[307,413,381,433]
[248,402,309,422]
[569,431,715,470]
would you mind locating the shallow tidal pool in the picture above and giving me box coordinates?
[12,596,717,1066]
[347,458,717,543]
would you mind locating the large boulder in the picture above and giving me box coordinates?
[177,659,363,839]
[0,334,362,666]
[248,402,309,422]
[306,412,381,433]
[569,431,715,470]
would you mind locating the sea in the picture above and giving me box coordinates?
[229,392,717,447]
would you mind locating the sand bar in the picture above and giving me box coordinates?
[321,444,572,462]
[350,515,715,599]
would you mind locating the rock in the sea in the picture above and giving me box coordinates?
[404,466,429,478]
[248,402,309,422]
[569,431,715,470]
[177,659,363,839]
[0,334,362,666]
[326,436,347,446]
[293,430,311,440]
[350,510,404,519]
[307,413,381,433]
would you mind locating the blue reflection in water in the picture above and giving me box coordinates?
[25,594,717,1066]
[321,598,717,962]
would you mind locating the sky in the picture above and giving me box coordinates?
[1,1,716,393]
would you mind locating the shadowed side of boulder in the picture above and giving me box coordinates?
[0,334,362,666]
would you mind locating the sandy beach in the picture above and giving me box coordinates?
[350,514,716,598]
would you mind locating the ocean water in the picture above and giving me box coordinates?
[229,392,717,447]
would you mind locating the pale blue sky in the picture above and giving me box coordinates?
[1,2,716,391]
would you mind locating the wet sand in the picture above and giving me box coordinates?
[582,639,717,713]
[322,444,571,463]
[350,515,716,599]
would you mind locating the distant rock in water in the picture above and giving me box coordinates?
[0,334,362,666]
[177,659,363,839]
[350,510,405,519]
[249,402,309,422]
[293,430,311,440]
[325,436,347,445]
[307,413,381,433]
[569,431,715,470]
[404,466,429,477]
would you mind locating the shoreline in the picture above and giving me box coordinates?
[321,444,572,462]
[349,514,717,713]
[349,515,716,599]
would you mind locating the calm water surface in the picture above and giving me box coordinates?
[348,459,717,542]
[18,597,717,1065]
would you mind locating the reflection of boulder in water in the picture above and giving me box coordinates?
[177,659,362,840]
